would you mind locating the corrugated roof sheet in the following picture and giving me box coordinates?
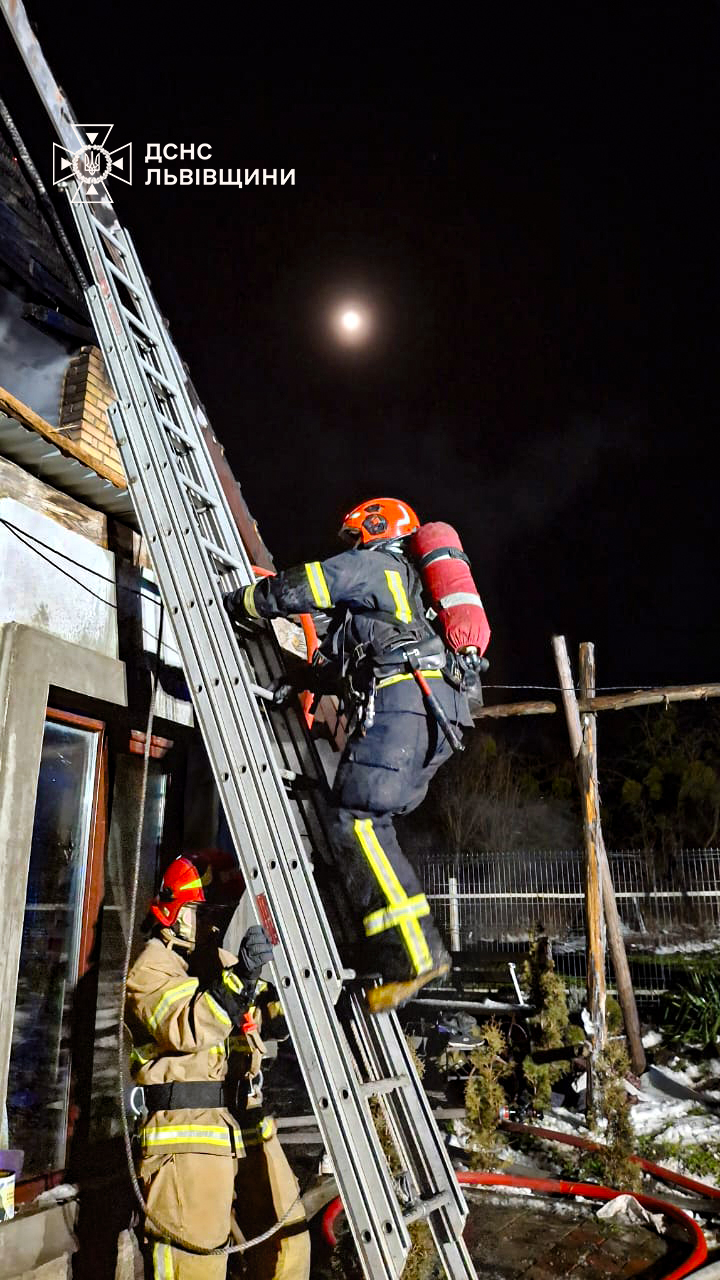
[0,411,138,526]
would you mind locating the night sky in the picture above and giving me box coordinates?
[2,4,718,699]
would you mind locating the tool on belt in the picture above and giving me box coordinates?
[403,648,465,753]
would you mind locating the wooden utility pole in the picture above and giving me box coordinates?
[553,635,646,1075]
[578,643,607,1069]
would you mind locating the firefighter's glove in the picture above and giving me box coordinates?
[269,677,295,710]
[206,967,252,1025]
[223,586,262,629]
[235,924,273,983]
[223,588,246,620]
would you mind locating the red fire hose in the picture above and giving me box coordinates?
[251,566,319,727]
[500,1118,720,1204]
[321,1173,708,1280]
[297,613,319,727]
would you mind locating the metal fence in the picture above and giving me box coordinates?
[422,849,720,999]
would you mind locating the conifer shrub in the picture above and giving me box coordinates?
[521,931,584,1109]
[464,1020,512,1169]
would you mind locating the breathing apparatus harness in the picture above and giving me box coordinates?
[324,543,480,752]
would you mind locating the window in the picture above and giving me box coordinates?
[6,711,105,1178]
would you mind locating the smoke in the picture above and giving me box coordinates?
[0,282,73,425]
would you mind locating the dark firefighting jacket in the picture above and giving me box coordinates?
[233,546,473,725]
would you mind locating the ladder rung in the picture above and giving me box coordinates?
[282,770,319,792]
[157,412,196,451]
[251,683,275,702]
[200,538,245,571]
[360,1074,410,1098]
[89,212,126,257]
[106,256,141,297]
[120,304,158,346]
[403,1192,452,1226]
[180,474,216,508]
[139,356,178,396]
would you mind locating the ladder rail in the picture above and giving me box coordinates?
[120,229,261,588]
[84,286,413,1278]
[347,998,474,1277]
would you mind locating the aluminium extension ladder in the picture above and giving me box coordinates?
[0,15,477,1275]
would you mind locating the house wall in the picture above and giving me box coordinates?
[0,454,199,1277]
[0,624,126,1280]
[0,497,118,658]
[0,624,127,1127]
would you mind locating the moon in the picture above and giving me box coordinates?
[332,303,370,344]
[340,309,362,332]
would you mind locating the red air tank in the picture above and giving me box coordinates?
[410,522,491,656]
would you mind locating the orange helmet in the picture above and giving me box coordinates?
[150,850,245,928]
[339,498,420,548]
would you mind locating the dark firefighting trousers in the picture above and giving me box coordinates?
[327,675,466,983]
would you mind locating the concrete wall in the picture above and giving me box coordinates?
[0,1193,77,1280]
[0,625,127,1147]
[0,498,117,658]
[0,485,191,722]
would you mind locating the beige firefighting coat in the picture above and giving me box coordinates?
[126,936,244,1158]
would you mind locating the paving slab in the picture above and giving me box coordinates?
[463,1188,683,1280]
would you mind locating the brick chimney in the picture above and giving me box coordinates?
[58,345,124,484]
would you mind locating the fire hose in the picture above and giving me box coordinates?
[322,1173,708,1280]
[499,1119,720,1204]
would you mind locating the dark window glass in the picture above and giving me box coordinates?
[7,720,99,1175]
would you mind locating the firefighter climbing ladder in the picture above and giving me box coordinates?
[72,204,475,1280]
[1,9,476,1276]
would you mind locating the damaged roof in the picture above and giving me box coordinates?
[0,389,137,525]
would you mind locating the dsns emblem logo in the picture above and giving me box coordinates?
[53,124,131,204]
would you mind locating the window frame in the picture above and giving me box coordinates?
[14,706,108,1205]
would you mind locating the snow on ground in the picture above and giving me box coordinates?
[654,941,720,954]
[629,1093,699,1138]
[642,1029,663,1049]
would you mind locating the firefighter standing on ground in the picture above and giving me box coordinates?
[223,497,489,1013]
[125,851,274,1279]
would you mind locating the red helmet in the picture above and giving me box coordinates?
[150,850,245,928]
[339,498,420,547]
